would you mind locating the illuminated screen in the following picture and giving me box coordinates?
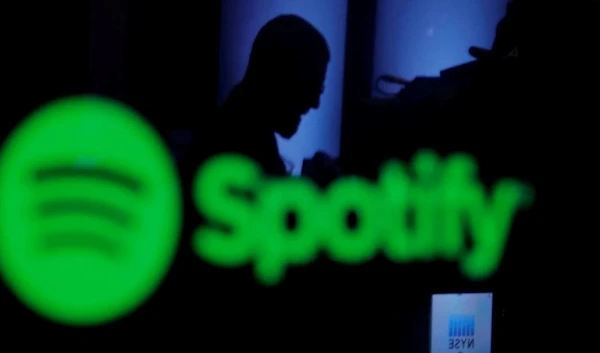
[218,0,348,174]
[430,293,493,353]
[372,0,508,96]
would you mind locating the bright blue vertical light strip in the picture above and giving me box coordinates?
[218,0,348,175]
[470,316,475,336]
[372,0,509,97]
[466,316,470,336]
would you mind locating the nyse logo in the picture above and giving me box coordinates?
[448,315,475,350]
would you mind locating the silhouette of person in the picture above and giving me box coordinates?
[174,15,336,339]
[184,14,331,177]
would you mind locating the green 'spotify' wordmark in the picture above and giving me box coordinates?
[0,96,182,326]
[193,152,534,286]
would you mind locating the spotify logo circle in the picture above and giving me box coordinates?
[0,96,182,326]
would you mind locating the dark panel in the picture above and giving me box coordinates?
[125,1,222,133]
[3,1,90,136]
[340,0,377,161]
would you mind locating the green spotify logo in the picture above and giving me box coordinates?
[0,96,182,326]
[193,152,534,286]
[0,95,535,326]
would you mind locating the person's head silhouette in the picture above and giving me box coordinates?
[241,14,330,139]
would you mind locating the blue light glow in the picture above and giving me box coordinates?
[372,0,508,96]
[218,0,348,175]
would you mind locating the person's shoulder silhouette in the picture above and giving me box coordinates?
[185,14,329,178]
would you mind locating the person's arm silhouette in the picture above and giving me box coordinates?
[302,151,341,187]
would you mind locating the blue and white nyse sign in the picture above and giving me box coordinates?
[431,293,492,353]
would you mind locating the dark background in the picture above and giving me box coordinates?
[1,0,597,350]
[4,1,221,136]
